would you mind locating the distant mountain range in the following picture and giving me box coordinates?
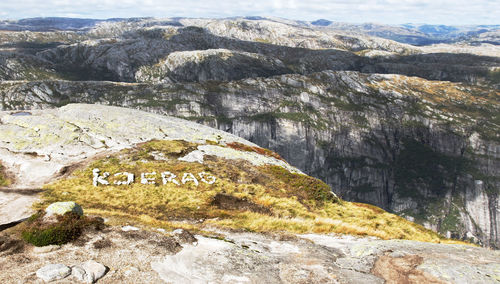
[309,19,500,46]
[1,17,499,46]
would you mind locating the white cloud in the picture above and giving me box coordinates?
[0,0,498,25]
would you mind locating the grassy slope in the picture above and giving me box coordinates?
[39,140,466,244]
[0,163,8,187]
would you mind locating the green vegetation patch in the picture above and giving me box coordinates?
[440,205,461,234]
[20,212,104,247]
[487,69,500,85]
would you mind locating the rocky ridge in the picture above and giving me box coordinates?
[2,17,499,85]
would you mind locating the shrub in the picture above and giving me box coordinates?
[21,212,104,247]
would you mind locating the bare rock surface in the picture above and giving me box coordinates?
[2,225,497,283]
[0,103,271,189]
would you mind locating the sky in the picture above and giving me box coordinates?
[0,0,498,26]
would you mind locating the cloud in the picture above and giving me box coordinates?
[0,0,497,25]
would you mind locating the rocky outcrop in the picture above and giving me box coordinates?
[135,48,291,83]
[45,201,84,217]
[0,104,447,246]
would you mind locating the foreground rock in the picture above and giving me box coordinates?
[72,260,107,283]
[34,260,107,283]
[45,201,84,217]
[2,226,496,283]
[36,263,71,282]
[151,231,500,284]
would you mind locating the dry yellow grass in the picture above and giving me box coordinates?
[38,140,469,245]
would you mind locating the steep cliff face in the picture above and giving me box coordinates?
[1,70,499,247]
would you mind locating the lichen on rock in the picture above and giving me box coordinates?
[45,201,84,217]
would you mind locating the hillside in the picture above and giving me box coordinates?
[3,105,498,283]
[0,104,440,240]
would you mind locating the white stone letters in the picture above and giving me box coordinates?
[113,172,135,185]
[161,172,180,185]
[93,168,216,187]
[181,173,199,186]
[141,172,157,185]
[198,172,216,184]
[93,168,110,186]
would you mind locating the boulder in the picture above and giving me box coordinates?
[71,266,89,283]
[33,245,61,254]
[121,225,139,232]
[172,229,197,245]
[45,201,83,217]
[36,263,71,282]
[72,260,107,283]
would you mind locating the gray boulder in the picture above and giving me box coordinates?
[36,263,71,282]
[72,260,107,283]
[45,201,84,217]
